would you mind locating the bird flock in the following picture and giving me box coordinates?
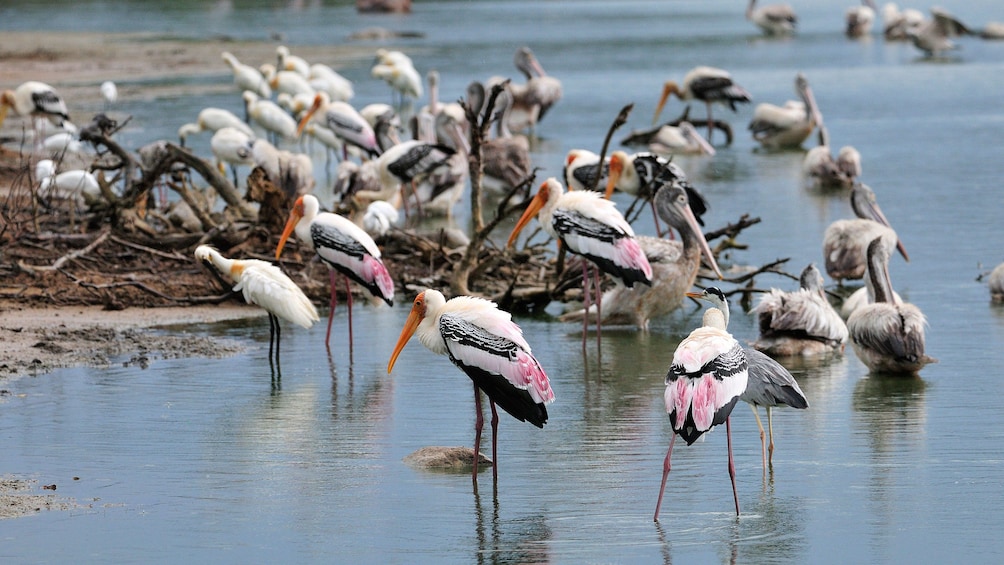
[4,2,1003,525]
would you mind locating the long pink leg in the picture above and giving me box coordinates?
[653,433,676,522]
[343,274,354,354]
[325,270,338,348]
[593,265,602,349]
[489,401,499,484]
[472,385,483,487]
[727,416,740,516]
[581,261,590,350]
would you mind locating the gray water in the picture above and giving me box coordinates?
[3,1,1004,563]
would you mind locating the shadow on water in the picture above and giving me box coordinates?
[473,488,552,565]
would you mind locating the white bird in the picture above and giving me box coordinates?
[803,145,861,188]
[747,0,797,36]
[749,73,822,150]
[243,91,298,144]
[562,149,607,192]
[371,48,423,104]
[654,286,748,521]
[688,287,809,471]
[1,81,74,143]
[276,194,394,352]
[846,0,878,38]
[907,7,972,57]
[988,262,1004,303]
[308,62,354,102]
[361,200,400,238]
[296,93,381,158]
[210,126,256,185]
[177,107,254,146]
[275,45,310,77]
[100,80,118,109]
[249,139,315,198]
[847,237,936,374]
[623,121,716,157]
[221,51,271,98]
[653,66,752,143]
[195,245,319,369]
[604,150,708,238]
[823,183,909,284]
[261,63,316,98]
[35,158,102,209]
[882,3,925,40]
[752,263,849,357]
[42,132,86,158]
[387,289,555,484]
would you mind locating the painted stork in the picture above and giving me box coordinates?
[296,93,381,158]
[823,183,909,285]
[605,150,708,237]
[195,245,319,370]
[387,289,555,485]
[1,81,74,143]
[652,66,752,143]
[847,237,936,374]
[654,286,748,521]
[752,263,849,357]
[276,194,394,352]
[562,149,607,192]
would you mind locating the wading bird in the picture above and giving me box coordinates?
[746,0,797,36]
[907,7,971,57]
[1,81,74,145]
[276,194,394,352]
[605,150,707,237]
[803,145,861,188]
[847,237,935,374]
[752,263,849,357]
[989,262,1004,304]
[654,286,748,521]
[195,245,318,370]
[748,73,821,150]
[823,183,909,284]
[846,0,878,38]
[652,66,752,143]
[296,92,381,158]
[178,107,254,146]
[221,51,271,99]
[688,287,809,471]
[387,289,555,485]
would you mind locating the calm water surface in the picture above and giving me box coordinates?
[2,1,1004,563]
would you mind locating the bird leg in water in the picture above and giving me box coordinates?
[490,401,500,484]
[581,262,591,350]
[653,433,677,522]
[767,406,775,467]
[326,270,338,348]
[344,273,354,355]
[727,417,740,516]
[472,385,484,489]
[593,265,603,350]
[750,404,767,473]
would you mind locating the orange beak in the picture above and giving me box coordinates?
[605,154,624,199]
[653,81,677,125]
[275,201,304,260]
[506,183,549,248]
[295,93,324,138]
[387,293,426,373]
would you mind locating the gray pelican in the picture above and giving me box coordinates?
[371,48,423,104]
[654,286,748,521]
[558,179,721,331]
[747,0,797,36]
[882,3,925,40]
[823,183,909,284]
[653,66,752,143]
[803,145,861,188]
[505,46,562,133]
[841,284,902,319]
[752,263,849,357]
[988,262,1004,303]
[749,73,822,150]
[847,237,936,374]
[622,121,716,157]
[466,83,531,194]
[907,7,972,57]
[846,0,878,38]
[688,287,809,471]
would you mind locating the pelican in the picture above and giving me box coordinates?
[907,7,972,57]
[177,107,254,146]
[621,121,716,157]
[746,0,797,36]
[752,263,849,357]
[469,86,532,194]
[988,262,1004,303]
[803,145,861,188]
[558,179,720,331]
[243,91,297,145]
[846,0,878,38]
[562,149,607,192]
[209,126,255,185]
[195,245,318,369]
[882,3,925,40]
[847,237,936,374]
[221,51,271,98]
[276,194,394,352]
[687,287,809,471]
[371,48,423,104]
[840,284,901,319]
[1,81,74,143]
[823,183,909,284]
[507,46,562,132]
[653,66,752,143]
[654,286,748,521]
[749,73,821,150]
[296,93,381,158]
[388,289,555,485]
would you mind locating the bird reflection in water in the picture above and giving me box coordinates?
[474,488,552,565]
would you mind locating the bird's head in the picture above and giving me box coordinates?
[605,151,628,199]
[295,93,326,138]
[387,290,430,374]
[507,179,554,248]
[275,195,307,260]
[653,81,681,125]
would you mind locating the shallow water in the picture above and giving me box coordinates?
[3,1,1004,562]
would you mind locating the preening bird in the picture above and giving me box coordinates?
[882,3,925,40]
[209,126,256,186]
[688,287,809,471]
[387,289,555,485]
[654,286,748,521]
[276,194,394,352]
[652,66,752,143]
[822,183,909,284]
[746,0,797,36]
[752,263,849,357]
[605,150,708,237]
[988,262,1004,304]
[802,145,861,188]
[847,237,936,374]
[194,245,319,369]
[371,48,423,104]
[749,73,822,150]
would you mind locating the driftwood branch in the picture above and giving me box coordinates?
[17,228,111,274]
